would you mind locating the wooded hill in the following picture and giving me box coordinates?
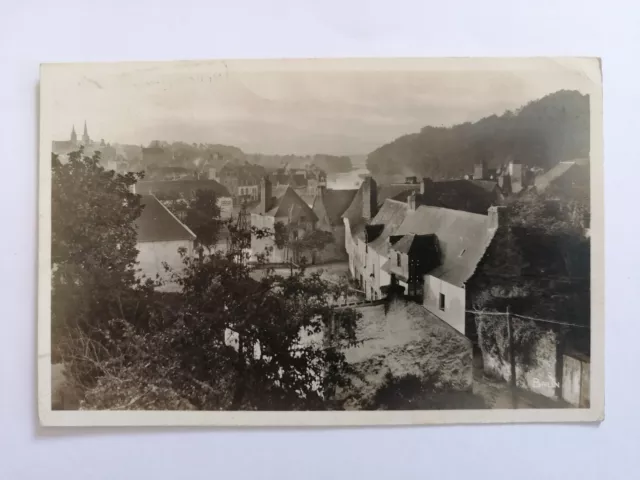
[366,90,590,181]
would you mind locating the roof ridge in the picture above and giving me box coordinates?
[415,204,488,219]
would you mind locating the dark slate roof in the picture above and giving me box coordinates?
[251,186,318,223]
[341,179,419,226]
[378,184,421,205]
[135,195,196,243]
[413,179,502,215]
[366,200,411,256]
[394,205,497,287]
[314,188,358,226]
[136,179,231,198]
[392,233,438,255]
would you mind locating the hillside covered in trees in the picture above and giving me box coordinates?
[366,90,590,180]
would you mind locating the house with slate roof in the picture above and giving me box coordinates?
[311,186,358,262]
[250,177,318,263]
[341,177,420,299]
[384,202,501,334]
[135,195,196,287]
[343,175,505,308]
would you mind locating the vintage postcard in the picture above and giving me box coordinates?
[38,57,604,427]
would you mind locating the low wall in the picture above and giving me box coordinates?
[477,315,560,399]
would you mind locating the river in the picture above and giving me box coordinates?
[326,165,371,190]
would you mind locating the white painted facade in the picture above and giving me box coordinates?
[216,196,234,220]
[423,275,466,334]
[137,239,193,285]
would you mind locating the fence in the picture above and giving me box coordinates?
[467,308,590,407]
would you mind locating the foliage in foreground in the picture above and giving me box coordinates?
[52,150,363,411]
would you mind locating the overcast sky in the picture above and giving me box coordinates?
[45,59,595,156]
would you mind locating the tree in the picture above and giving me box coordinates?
[69,239,361,411]
[183,189,222,250]
[51,149,145,342]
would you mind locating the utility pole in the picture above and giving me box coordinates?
[506,305,518,408]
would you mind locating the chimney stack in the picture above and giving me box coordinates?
[408,191,417,211]
[260,176,272,214]
[362,176,378,221]
[487,205,507,230]
[420,177,432,195]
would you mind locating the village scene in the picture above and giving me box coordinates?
[49,67,591,412]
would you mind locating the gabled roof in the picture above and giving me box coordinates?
[135,195,196,243]
[341,179,419,226]
[136,179,231,198]
[365,200,411,256]
[252,185,318,223]
[394,205,496,286]
[313,188,358,226]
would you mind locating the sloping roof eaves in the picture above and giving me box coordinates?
[136,195,196,243]
[367,200,410,255]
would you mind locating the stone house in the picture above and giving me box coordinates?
[342,177,421,298]
[250,177,318,264]
[135,195,196,288]
[385,201,500,334]
[311,186,358,263]
[219,162,266,203]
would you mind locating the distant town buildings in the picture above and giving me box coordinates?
[218,162,266,203]
[134,179,234,220]
[52,121,120,170]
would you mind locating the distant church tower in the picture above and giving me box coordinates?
[82,121,90,145]
[70,125,77,146]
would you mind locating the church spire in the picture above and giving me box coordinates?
[82,120,90,145]
[70,125,77,145]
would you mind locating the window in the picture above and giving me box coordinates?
[439,293,446,311]
[396,252,401,267]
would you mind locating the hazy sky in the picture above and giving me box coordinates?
[45,59,595,156]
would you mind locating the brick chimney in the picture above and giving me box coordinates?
[260,176,272,214]
[362,176,378,221]
[487,205,507,230]
[408,190,417,211]
[420,177,432,195]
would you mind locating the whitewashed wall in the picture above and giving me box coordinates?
[137,239,193,285]
[423,275,466,334]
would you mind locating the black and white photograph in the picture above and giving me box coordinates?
[38,57,603,426]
